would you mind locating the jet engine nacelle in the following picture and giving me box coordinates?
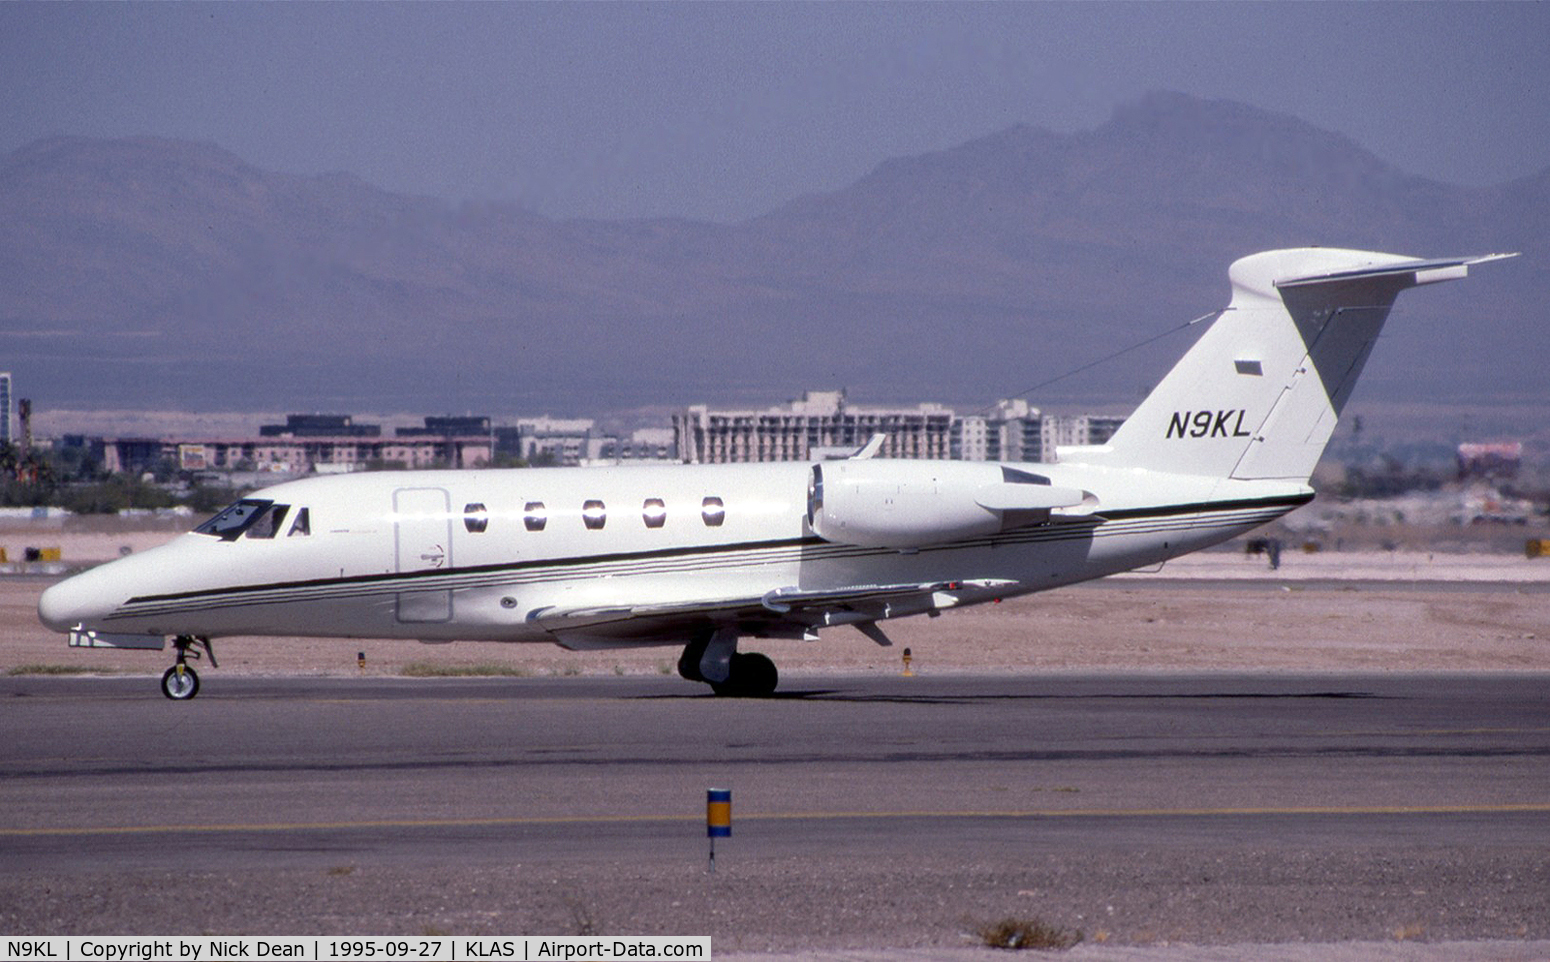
[806,460,1095,549]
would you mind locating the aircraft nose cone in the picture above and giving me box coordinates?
[38,569,118,632]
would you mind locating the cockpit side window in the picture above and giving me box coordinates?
[245,504,290,539]
[287,507,311,537]
[194,499,275,542]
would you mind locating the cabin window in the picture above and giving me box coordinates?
[287,507,311,537]
[701,496,725,527]
[244,504,290,540]
[583,499,607,530]
[523,502,547,532]
[463,502,489,534]
[642,498,667,528]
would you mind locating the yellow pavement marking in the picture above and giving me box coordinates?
[5,803,1549,838]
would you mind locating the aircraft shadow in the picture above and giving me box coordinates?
[633,688,1386,705]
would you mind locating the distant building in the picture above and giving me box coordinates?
[951,405,1125,463]
[101,434,490,476]
[674,390,953,464]
[98,438,173,476]
[81,412,604,476]
[589,427,677,464]
[503,416,596,465]
[260,414,381,438]
[67,399,1129,476]
[951,413,990,461]
[952,399,1044,462]
[58,434,107,469]
[1457,442,1523,480]
[0,372,11,447]
[1042,413,1126,461]
[674,390,1127,464]
[396,416,492,438]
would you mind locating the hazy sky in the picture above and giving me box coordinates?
[3,3,1547,223]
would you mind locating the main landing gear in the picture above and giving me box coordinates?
[161,635,215,701]
[678,627,779,697]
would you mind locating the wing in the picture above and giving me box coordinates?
[528,578,1018,650]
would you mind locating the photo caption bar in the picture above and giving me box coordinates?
[5,937,711,962]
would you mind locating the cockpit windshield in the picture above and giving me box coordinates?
[194,499,310,541]
[195,500,274,540]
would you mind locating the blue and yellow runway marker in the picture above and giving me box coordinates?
[707,788,731,873]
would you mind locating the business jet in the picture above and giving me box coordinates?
[39,247,1512,699]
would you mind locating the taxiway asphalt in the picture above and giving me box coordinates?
[3,672,1547,951]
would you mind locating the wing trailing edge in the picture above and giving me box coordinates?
[531,577,1017,649]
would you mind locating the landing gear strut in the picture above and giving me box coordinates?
[161,635,215,701]
[678,628,779,697]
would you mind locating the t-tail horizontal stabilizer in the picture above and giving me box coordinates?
[1075,248,1517,482]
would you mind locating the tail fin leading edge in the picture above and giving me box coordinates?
[1088,248,1514,482]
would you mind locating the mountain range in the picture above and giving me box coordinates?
[1,91,1544,421]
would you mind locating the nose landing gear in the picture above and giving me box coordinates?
[160,636,215,701]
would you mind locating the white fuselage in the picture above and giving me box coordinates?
[38,459,1310,648]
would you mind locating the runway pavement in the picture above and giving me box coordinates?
[3,672,1547,953]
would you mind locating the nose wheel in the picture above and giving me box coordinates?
[161,636,215,701]
[161,664,199,700]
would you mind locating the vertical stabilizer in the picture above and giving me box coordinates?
[1084,248,1512,481]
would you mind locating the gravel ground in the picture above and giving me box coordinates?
[9,852,1548,959]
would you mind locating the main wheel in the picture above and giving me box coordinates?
[161,665,200,701]
[711,652,778,698]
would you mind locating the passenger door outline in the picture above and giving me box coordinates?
[393,487,453,624]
